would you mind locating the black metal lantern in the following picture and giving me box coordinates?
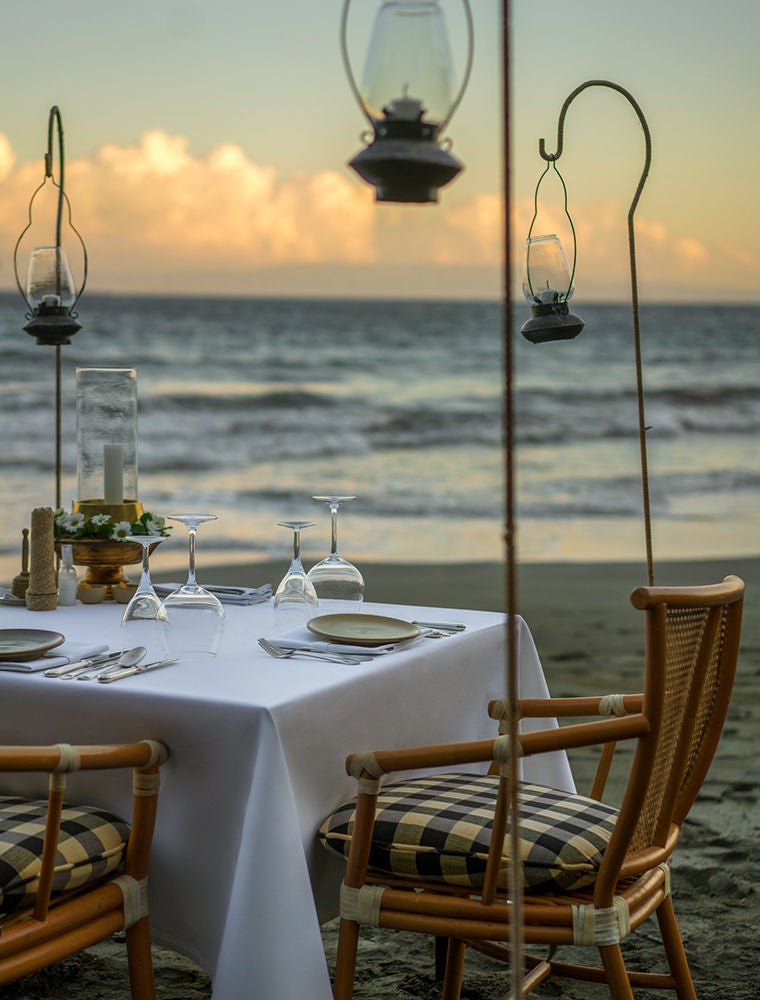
[14,107,88,347]
[340,0,473,203]
[13,106,88,507]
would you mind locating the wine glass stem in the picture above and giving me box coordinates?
[288,529,307,575]
[329,505,339,557]
[138,543,152,593]
[187,529,198,587]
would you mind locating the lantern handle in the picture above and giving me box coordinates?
[340,0,374,129]
[340,0,474,134]
[439,0,474,135]
[13,106,89,316]
[524,159,578,302]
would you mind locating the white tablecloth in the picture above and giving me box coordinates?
[0,599,573,1000]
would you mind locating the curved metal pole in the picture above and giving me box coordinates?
[47,106,65,269]
[47,108,66,509]
[540,80,655,585]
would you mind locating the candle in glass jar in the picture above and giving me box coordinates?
[103,444,124,504]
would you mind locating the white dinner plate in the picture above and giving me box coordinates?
[307,614,421,647]
[0,629,65,662]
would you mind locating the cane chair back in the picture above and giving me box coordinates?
[0,739,169,999]
[320,576,744,1000]
[594,576,744,903]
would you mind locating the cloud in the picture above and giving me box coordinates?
[674,236,710,265]
[0,130,752,299]
[0,130,379,289]
[0,134,14,183]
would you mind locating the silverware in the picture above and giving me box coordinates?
[258,638,362,666]
[412,620,467,632]
[44,650,121,678]
[76,646,147,680]
[98,656,179,683]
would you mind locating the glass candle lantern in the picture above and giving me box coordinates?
[522,234,575,305]
[76,368,138,507]
[360,0,456,127]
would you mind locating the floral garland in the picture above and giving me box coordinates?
[54,508,171,541]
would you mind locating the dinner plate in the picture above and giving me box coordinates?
[307,614,421,647]
[0,629,66,662]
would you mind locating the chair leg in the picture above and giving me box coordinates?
[333,919,361,1000]
[656,895,698,1000]
[125,917,157,1000]
[441,938,466,1000]
[599,944,634,1000]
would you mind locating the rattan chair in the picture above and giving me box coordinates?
[0,739,169,999]
[320,576,744,999]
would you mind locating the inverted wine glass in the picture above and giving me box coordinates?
[273,521,319,627]
[119,535,169,661]
[307,496,365,612]
[162,514,225,658]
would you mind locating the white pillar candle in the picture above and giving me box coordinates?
[103,444,124,504]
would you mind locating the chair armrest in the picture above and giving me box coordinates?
[0,741,168,923]
[496,694,644,720]
[348,714,648,780]
[0,741,168,774]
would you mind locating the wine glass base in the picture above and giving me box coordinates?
[120,617,170,662]
[309,597,364,616]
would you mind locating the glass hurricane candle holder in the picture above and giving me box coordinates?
[76,367,138,512]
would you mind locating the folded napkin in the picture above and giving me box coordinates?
[0,641,109,673]
[154,583,272,606]
[0,587,25,606]
[269,626,421,657]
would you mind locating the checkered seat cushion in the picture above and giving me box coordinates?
[0,795,131,917]
[320,773,619,893]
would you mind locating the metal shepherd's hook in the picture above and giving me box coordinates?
[541,80,655,585]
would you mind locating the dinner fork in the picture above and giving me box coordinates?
[258,638,362,666]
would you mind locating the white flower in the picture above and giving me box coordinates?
[68,512,86,529]
[91,513,112,527]
[144,517,163,535]
[113,521,132,539]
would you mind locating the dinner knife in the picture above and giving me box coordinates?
[98,656,179,683]
[411,620,467,631]
[43,650,121,678]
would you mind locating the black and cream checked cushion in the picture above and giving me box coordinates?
[0,795,131,917]
[320,773,619,893]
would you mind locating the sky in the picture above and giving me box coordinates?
[0,0,758,302]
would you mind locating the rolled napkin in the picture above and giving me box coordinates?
[267,625,422,657]
[26,507,58,611]
[0,640,109,673]
[154,583,272,605]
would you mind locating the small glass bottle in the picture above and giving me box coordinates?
[58,544,79,606]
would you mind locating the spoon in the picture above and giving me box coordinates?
[76,645,147,681]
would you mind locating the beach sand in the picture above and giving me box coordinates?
[5,557,758,999]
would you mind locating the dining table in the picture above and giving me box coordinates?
[0,596,574,1000]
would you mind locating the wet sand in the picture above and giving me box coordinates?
[6,557,758,998]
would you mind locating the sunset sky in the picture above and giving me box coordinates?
[0,0,757,302]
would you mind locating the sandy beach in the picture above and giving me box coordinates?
[4,556,758,999]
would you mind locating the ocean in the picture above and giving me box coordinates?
[0,292,758,581]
